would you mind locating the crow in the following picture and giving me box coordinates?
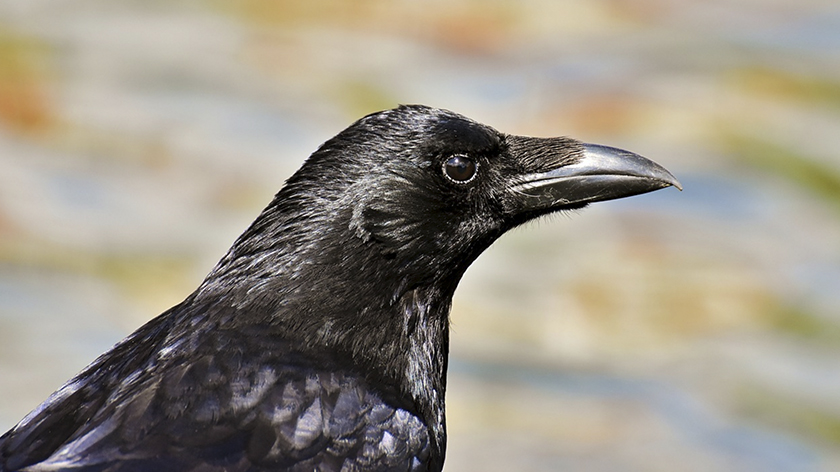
[0,105,680,472]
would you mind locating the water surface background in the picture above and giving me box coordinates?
[1,1,840,470]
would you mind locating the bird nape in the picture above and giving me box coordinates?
[0,105,680,472]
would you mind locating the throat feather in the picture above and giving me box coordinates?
[399,288,449,443]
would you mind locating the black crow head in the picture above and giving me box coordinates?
[194,104,679,453]
[203,105,678,299]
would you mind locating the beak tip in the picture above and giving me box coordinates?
[582,143,682,192]
[664,174,683,192]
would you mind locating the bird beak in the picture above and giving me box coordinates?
[510,143,681,211]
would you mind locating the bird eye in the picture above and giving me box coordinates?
[443,155,478,184]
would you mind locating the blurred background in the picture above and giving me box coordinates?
[1,0,840,470]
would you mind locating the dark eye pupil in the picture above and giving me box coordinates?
[444,155,477,183]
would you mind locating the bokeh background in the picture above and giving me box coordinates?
[2,1,840,470]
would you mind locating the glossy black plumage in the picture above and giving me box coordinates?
[0,105,679,472]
